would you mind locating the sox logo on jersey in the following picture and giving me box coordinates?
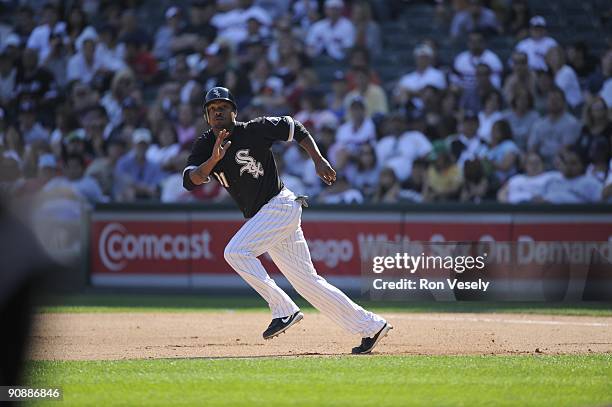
[236,149,264,178]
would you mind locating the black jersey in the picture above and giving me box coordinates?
[183,116,307,218]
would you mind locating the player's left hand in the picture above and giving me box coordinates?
[315,158,336,186]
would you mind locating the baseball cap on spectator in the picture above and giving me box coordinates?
[349,95,366,108]
[325,0,344,8]
[132,128,152,144]
[529,16,547,27]
[64,129,87,144]
[2,33,20,51]
[75,26,98,51]
[414,43,434,57]
[165,6,180,19]
[38,153,57,169]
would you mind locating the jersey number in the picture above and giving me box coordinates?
[213,171,230,187]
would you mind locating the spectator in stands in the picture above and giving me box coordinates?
[326,70,349,121]
[153,7,184,61]
[60,153,107,205]
[505,0,530,39]
[101,69,137,130]
[172,0,217,55]
[14,6,35,44]
[26,3,63,63]
[450,0,500,39]
[96,25,125,73]
[211,0,271,48]
[453,30,503,91]
[344,66,388,117]
[597,48,612,108]
[66,6,89,48]
[379,110,432,182]
[14,153,56,197]
[533,69,554,115]
[586,137,610,184]
[2,127,24,166]
[345,143,380,200]
[459,63,496,113]
[545,46,583,110]
[81,105,110,158]
[576,96,611,159]
[305,0,355,60]
[42,25,69,88]
[477,90,504,143]
[515,16,557,71]
[295,89,338,134]
[117,9,150,48]
[112,96,146,142]
[528,87,581,169]
[114,128,165,201]
[423,142,462,202]
[317,174,364,204]
[566,41,598,90]
[447,110,488,168]
[175,103,197,148]
[372,167,402,203]
[18,101,48,145]
[85,137,127,198]
[503,87,540,152]
[399,157,428,203]
[0,47,17,106]
[147,121,181,171]
[67,27,113,86]
[460,158,490,203]
[351,1,382,57]
[503,51,536,103]
[397,44,446,105]
[497,152,556,203]
[330,96,376,165]
[122,34,158,85]
[486,119,520,183]
[15,48,57,110]
[539,146,602,203]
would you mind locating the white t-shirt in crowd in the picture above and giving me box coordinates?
[505,171,558,203]
[453,49,503,89]
[599,78,612,108]
[335,118,376,148]
[515,36,558,71]
[306,17,355,60]
[542,172,603,203]
[378,131,432,181]
[398,66,447,93]
[555,65,583,108]
[477,110,505,143]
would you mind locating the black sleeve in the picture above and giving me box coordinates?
[182,134,214,191]
[245,116,306,144]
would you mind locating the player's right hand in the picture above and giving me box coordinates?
[212,129,231,161]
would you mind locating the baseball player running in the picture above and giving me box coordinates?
[183,87,391,354]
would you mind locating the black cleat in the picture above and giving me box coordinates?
[263,311,304,340]
[351,322,393,354]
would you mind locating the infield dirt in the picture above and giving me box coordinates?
[30,312,612,360]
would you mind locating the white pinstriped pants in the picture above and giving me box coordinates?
[223,188,386,336]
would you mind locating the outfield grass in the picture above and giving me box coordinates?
[28,355,611,407]
[38,293,612,316]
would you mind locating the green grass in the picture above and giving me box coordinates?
[27,355,612,406]
[37,293,612,316]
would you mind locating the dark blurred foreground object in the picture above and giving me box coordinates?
[0,194,60,388]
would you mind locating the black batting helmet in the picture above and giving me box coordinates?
[204,86,237,121]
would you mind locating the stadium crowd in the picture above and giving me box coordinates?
[0,0,611,209]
